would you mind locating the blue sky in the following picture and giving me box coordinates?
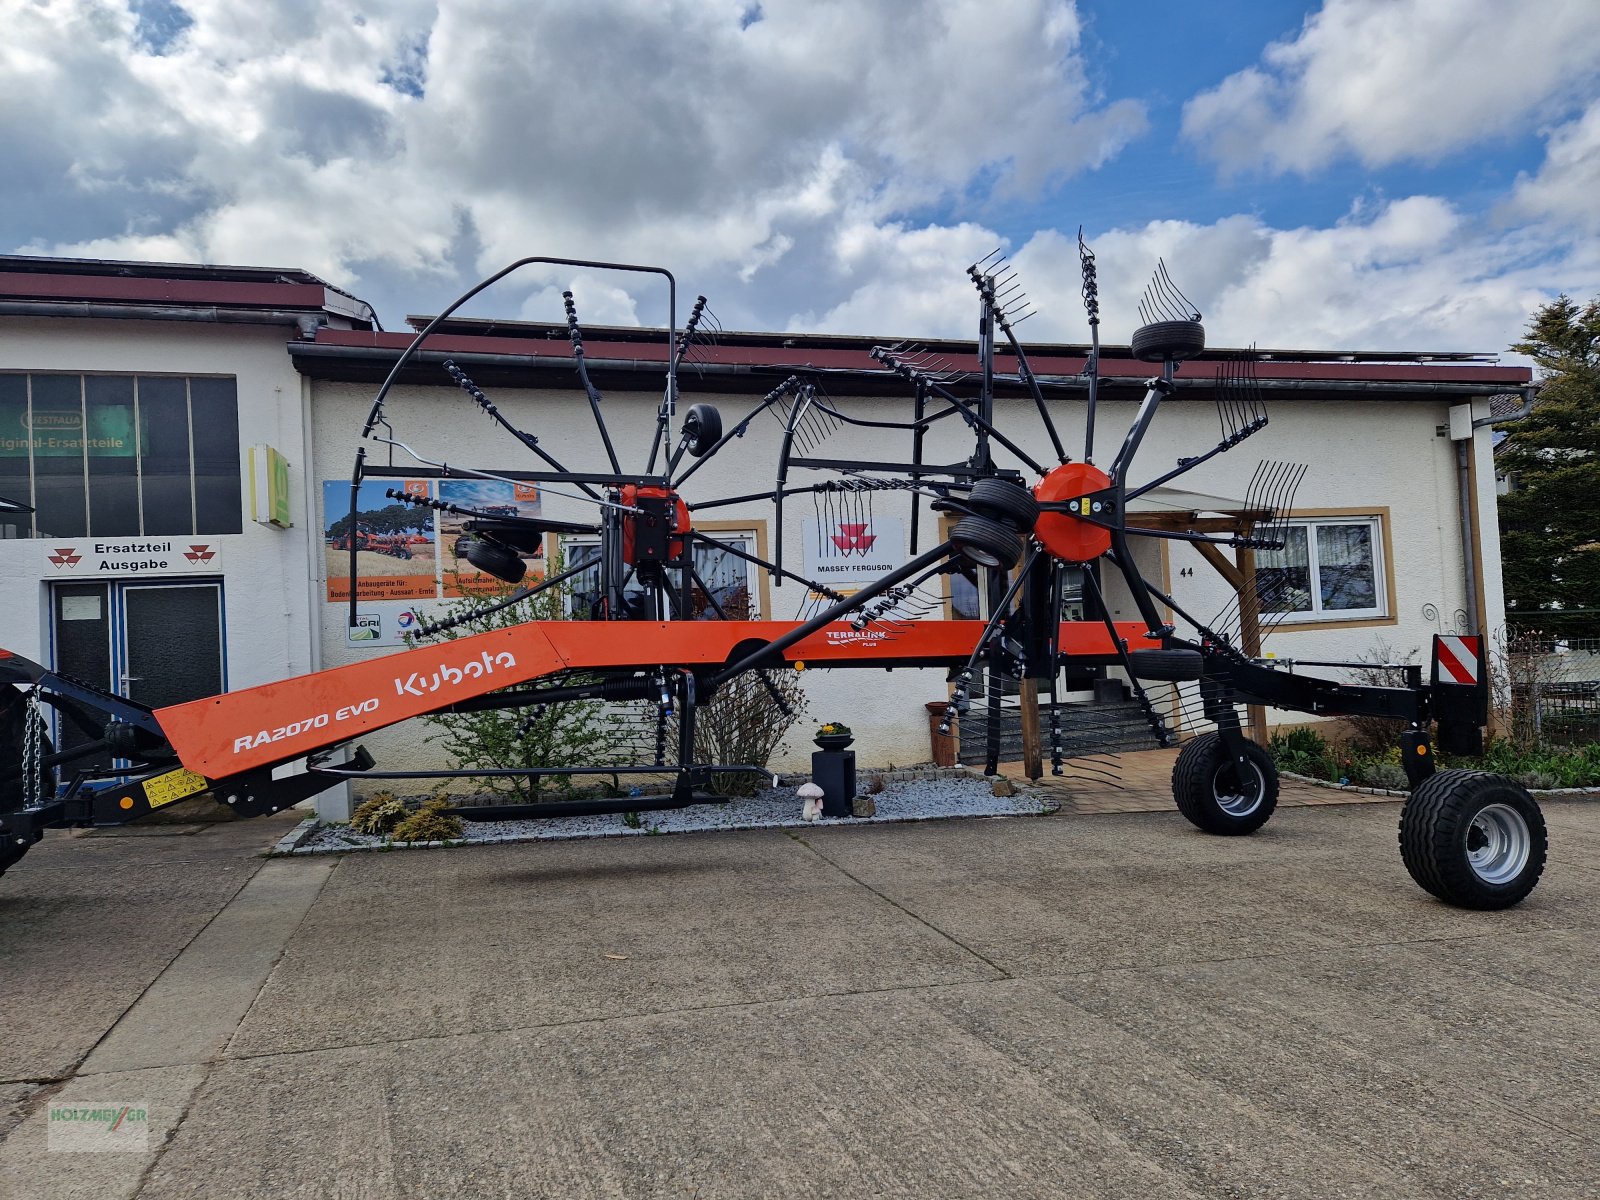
[4,1,1597,355]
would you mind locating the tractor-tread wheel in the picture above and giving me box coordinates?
[1398,770,1546,910]
[1129,648,1204,681]
[458,536,527,584]
[683,403,723,457]
[1172,732,1278,835]
[1131,320,1206,363]
[951,514,1023,571]
[967,478,1039,534]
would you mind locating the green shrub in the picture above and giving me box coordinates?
[417,552,610,803]
[350,792,408,836]
[1356,761,1410,790]
[390,798,464,843]
[1267,727,1339,780]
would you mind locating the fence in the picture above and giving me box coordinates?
[1498,633,1600,746]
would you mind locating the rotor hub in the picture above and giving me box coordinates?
[1033,463,1113,563]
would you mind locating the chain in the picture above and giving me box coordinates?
[22,688,42,809]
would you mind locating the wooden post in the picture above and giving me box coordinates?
[1234,543,1269,746]
[1019,683,1042,780]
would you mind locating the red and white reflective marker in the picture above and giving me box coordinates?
[1435,635,1481,685]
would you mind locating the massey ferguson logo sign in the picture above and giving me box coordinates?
[830,523,877,555]
[41,539,224,575]
[804,516,906,591]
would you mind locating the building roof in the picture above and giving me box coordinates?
[0,254,377,330]
[291,319,1532,401]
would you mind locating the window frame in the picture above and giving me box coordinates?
[560,519,771,620]
[0,371,241,539]
[1256,509,1397,629]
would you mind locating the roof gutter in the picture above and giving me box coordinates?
[0,300,330,336]
[287,343,1524,398]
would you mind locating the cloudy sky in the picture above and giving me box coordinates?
[5,0,1599,353]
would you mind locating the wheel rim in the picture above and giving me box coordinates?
[1212,758,1264,817]
[1465,802,1531,885]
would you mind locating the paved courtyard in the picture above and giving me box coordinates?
[2,784,1597,1198]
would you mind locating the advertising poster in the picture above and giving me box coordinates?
[347,601,436,647]
[801,515,906,598]
[437,479,544,596]
[322,478,438,602]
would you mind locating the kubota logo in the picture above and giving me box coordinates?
[831,523,876,555]
[48,546,82,568]
[395,650,517,697]
[183,544,215,564]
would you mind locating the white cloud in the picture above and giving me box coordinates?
[801,197,1589,356]
[6,0,1144,322]
[1508,98,1600,233]
[1182,0,1600,175]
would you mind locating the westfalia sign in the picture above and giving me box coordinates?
[42,538,224,575]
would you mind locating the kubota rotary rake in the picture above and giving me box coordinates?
[2,250,1545,909]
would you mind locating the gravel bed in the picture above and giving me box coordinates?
[284,777,1055,856]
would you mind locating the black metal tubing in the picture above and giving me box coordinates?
[909,382,928,553]
[788,456,992,478]
[710,540,956,688]
[362,464,669,487]
[1108,378,1172,482]
[311,763,773,781]
[452,794,729,821]
[562,291,623,475]
[688,532,842,599]
[673,376,801,489]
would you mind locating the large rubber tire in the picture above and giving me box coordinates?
[1131,320,1206,363]
[458,536,527,584]
[682,403,723,457]
[967,478,1039,534]
[1129,648,1204,681]
[1172,732,1279,835]
[1399,770,1546,909]
[951,514,1022,570]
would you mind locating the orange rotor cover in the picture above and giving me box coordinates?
[620,485,691,564]
[1033,462,1113,562]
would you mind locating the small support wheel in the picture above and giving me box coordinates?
[457,535,526,584]
[682,403,723,457]
[1172,732,1278,835]
[1131,320,1206,363]
[1398,770,1546,909]
[951,514,1023,570]
[966,478,1039,534]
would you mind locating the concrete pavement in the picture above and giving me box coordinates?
[1,796,1597,1198]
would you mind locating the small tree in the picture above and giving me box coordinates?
[1500,295,1600,638]
[691,669,808,796]
[417,553,610,803]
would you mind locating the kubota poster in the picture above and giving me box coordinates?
[322,478,438,602]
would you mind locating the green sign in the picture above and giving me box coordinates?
[0,405,136,457]
[250,444,293,528]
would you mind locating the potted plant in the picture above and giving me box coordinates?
[814,721,854,752]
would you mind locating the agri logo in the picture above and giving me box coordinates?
[183,544,216,564]
[830,523,877,556]
[48,546,83,569]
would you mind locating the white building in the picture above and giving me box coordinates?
[0,256,1528,816]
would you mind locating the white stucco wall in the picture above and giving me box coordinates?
[307,376,1507,785]
[0,316,323,710]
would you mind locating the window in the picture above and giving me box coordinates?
[1257,517,1386,621]
[940,514,1090,622]
[0,373,242,539]
[564,530,762,619]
